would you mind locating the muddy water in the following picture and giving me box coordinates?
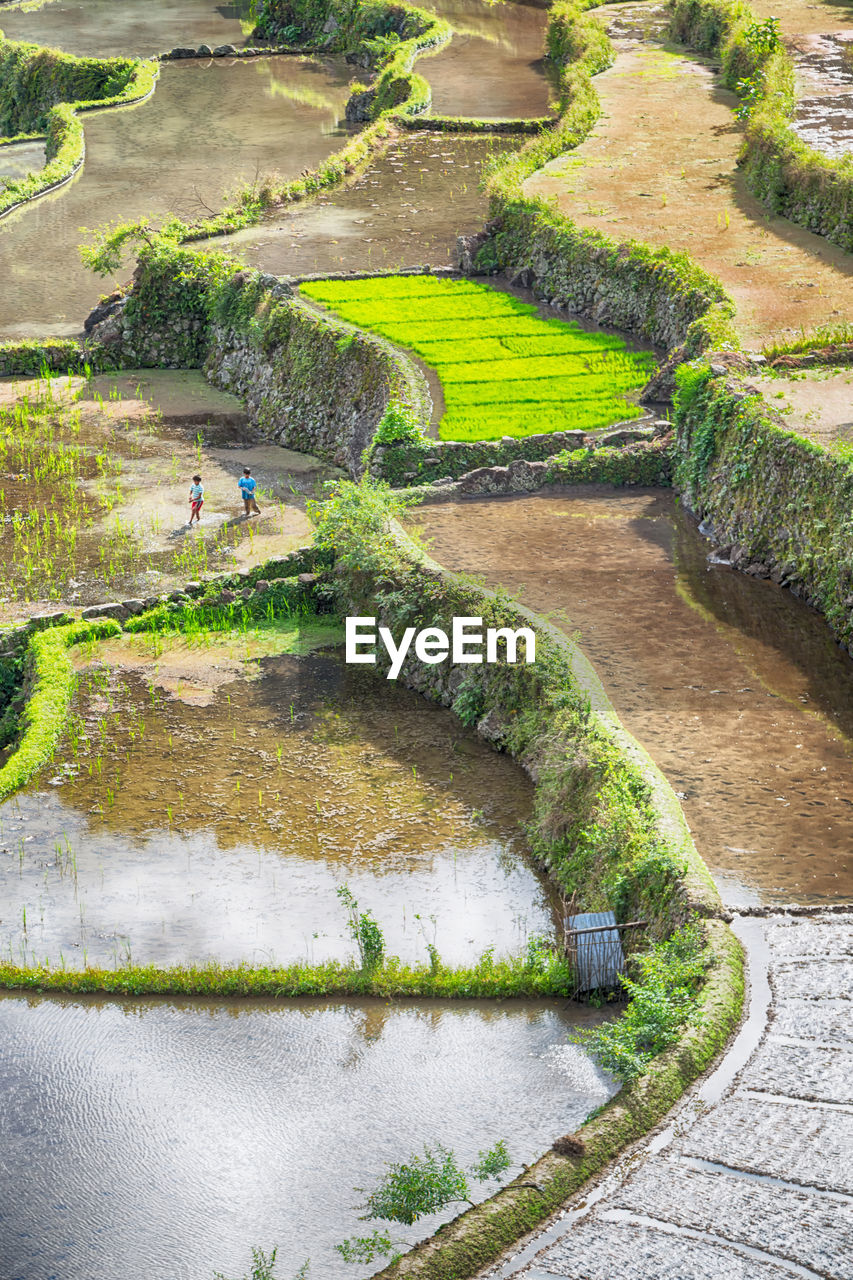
[208,131,518,277]
[0,0,255,55]
[791,32,853,158]
[0,993,616,1280]
[420,0,553,118]
[0,138,46,181]
[0,57,354,339]
[411,492,853,905]
[0,650,559,966]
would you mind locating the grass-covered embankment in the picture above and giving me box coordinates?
[670,0,853,254]
[301,275,656,441]
[673,361,853,653]
[0,616,121,801]
[307,478,743,1279]
[0,34,157,218]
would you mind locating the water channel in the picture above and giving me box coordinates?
[411,491,853,906]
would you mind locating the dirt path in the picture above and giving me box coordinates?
[523,3,853,346]
[482,910,853,1280]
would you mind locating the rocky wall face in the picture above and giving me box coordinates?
[202,313,397,475]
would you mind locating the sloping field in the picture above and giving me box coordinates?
[300,275,656,439]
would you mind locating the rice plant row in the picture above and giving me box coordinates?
[301,276,658,442]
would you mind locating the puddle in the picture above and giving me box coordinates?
[204,131,521,277]
[410,491,853,905]
[0,992,617,1279]
[0,57,356,339]
[420,0,554,118]
[522,1,853,346]
[751,366,853,447]
[0,370,337,609]
[0,647,561,966]
[0,0,257,55]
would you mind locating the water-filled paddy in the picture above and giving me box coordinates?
[208,130,517,277]
[0,992,616,1279]
[420,0,554,118]
[0,0,256,55]
[411,491,853,905]
[0,643,558,967]
[0,56,354,338]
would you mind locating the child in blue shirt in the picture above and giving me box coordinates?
[238,467,261,517]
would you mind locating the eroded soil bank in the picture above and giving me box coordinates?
[523,2,853,346]
[411,491,853,905]
[0,645,563,967]
[0,993,616,1279]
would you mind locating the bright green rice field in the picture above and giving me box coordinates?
[300,275,658,441]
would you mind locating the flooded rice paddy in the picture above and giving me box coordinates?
[0,646,560,967]
[420,0,554,118]
[0,56,355,338]
[0,993,616,1279]
[206,130,518,279]
[0,0,256,55]
[411,491,853,906]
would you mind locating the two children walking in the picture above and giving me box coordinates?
[186,467,261,526]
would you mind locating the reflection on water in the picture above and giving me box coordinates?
[0,58,354,339]
[0,0,256,55]
[411,491,853,904]
[1,650,556,966]
[211,131,519,278]
[419,0,553,117]
[0,993,617,1279]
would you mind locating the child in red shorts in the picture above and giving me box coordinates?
[188,474,204,526]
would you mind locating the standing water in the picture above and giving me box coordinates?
[0,993,617,1279]
[411,491,853,905]
[0,648,559,967]
[0,57,355,338]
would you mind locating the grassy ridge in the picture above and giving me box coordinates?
[0,35,157,219]
[301,276,656,441]
[0,618,121,802]
[0,950,576,1000]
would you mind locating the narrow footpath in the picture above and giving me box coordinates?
[484,910,853,1280]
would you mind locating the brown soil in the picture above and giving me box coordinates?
[523,9,853,346]
[751,366,853,444]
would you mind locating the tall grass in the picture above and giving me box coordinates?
[301,276,656,441]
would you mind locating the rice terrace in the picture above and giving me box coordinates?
[0,0,851,1275]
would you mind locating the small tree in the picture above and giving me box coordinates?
[336,1141,513,1262]
[337,883,385,973]
[214,1246,309,1280]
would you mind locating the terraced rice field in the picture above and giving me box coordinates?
[301,275,657,439]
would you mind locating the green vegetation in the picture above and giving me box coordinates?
[670,0,853,253]
[301,277,656,441]
[574,921,710,1081]
[0,949,577,1000]
[0,617,121,802]
[337,1140,512,1263]
[0,35,157,218]
[312,478,691,931]
[673,362,853,651]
